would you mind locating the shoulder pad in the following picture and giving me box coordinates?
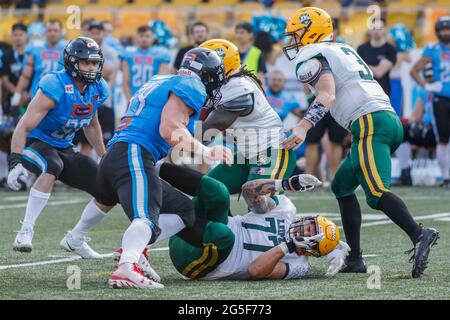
[296,58,322,84]
[222,93,254,112]
[220,77,255,105]
[295,43,324,64]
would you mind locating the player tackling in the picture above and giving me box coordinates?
[281,7,439,278]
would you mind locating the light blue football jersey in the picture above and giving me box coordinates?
[121,45,171,95]
[108,74,206,162]
[28,70,109,148]
[422,42,450,98]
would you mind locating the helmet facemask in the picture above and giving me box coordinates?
[282,28,307,61]
[203,64,226,109]
[287,216,321,257]
[73,57,104,84]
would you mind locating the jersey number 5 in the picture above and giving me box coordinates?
[340,47,374,81]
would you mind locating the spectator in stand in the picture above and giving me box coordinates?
[266,69,300,122]
[235,22,267,86]
[357,19,397,97]
[173,22,209,72]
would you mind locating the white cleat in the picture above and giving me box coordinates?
[13,228,34,253]
[108,262,164,289]
[60,232,103,259]
[113,247,161,283]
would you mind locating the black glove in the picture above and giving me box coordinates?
[8,153,22,171]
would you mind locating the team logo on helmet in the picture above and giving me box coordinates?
[214,48,226,61]
[300,13,311,25]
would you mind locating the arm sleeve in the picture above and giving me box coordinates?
[37,74,64,103]
[171,77,207,115]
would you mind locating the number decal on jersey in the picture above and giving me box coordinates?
[340,47,374,81]
[440,61,450,82]
[131,64,155,89]
[242,217,286,252]
[41,59,59,76]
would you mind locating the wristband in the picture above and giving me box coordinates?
[8,153,22,171]
[304,100,328,127]
[279,240,297,256]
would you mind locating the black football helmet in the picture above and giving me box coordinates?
[64,36,104,84]
[179,47,226,108]
[435,16,450,44]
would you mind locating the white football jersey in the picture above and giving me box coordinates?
[201,195,309,280]
[295,42,395,130]
[217,76,285,158]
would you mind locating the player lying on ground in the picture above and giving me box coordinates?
[7,37,109,254]
[281,7,439,278]
[137,163,349,281]
[60,48,231,289]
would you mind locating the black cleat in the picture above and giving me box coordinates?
[340,252,367,273]
[406,228,440,278]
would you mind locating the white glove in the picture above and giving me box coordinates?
[10,92,22,107]
[325,241,350,277]
[7,163,29,191]
[293,233,324,251]
[424,81,443,93]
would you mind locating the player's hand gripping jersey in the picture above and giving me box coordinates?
[201,196,308,280]
[28,70,109,148]
[295,42,395,129]
[109,75,206,162]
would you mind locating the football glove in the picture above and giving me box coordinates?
[280,174,322,192]
[7,153,29,191]
[325,241,350,277]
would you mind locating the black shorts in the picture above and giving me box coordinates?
[306,113,348,144]
[96,142,195,236]
[22,138,100,198]
[432,95,450,144]
[73,105,115,145]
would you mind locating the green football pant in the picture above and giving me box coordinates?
[331,111,404,209]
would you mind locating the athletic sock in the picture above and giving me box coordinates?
[154,214,185,243]
[437,144,450,180]
[70,199,108,240]
[119,218,152,265]
[337,194,362,257]
[378,192,422,244]
[396,142,412,170]
[22,187,51,230]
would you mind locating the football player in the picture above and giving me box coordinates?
[11,20,67,109]
[411,16,450,188]
[121,25,171,102]
[8,37,109,253]
[198,39,297,205]
[65,48,231,289]
[281,7,439,278]
[153,163,348,280]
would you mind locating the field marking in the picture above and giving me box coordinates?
[0,199,87,211]
[435,217,450,222]
[0,247,170,270]
[0,213,448,271]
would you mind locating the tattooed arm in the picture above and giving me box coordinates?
[242,179,278,214]
[242,175,323,214]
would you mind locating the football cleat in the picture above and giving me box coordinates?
[406,227,439,278]
[60,232,103,259]
[108,262,164,289]
[113,247,161,283]
[340,252,367,273]
[13,227,34,253]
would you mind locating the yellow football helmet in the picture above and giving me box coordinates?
[200,39,241,78]
[283,7,334,60]
[287,215,340,257]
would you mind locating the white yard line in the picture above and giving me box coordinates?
[0,213,448,271]
[0,199,87,211]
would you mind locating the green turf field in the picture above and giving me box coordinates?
[0,185,448,300]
